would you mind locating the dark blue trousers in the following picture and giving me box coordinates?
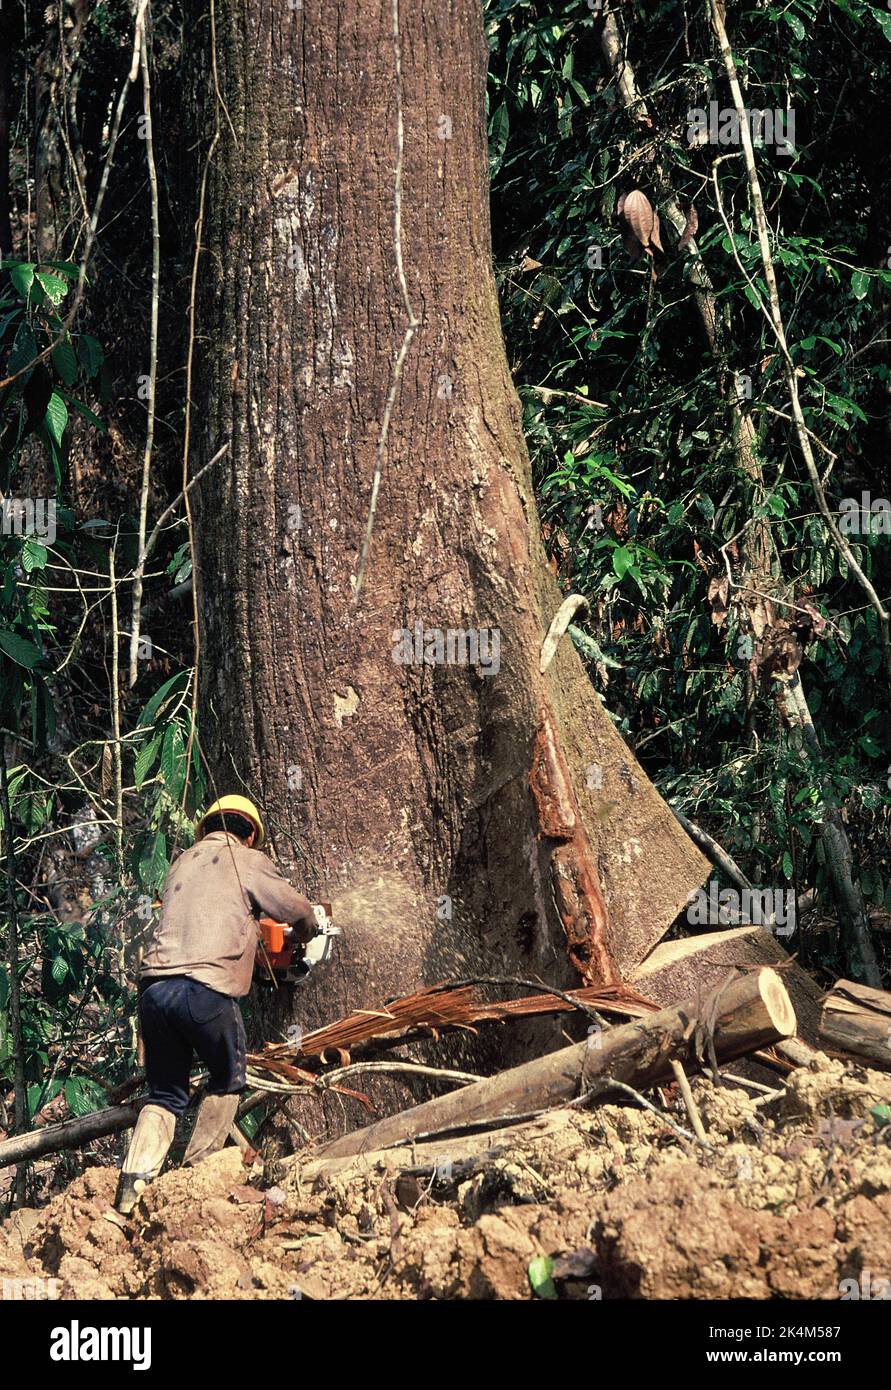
[138,975,247,1117]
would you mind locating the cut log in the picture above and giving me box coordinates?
[819,979,891,1072]
[295,1111,569,1184]
[632,926,822,1045]
[314,966,796,1160]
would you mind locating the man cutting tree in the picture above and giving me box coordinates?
[115,795,322,1216]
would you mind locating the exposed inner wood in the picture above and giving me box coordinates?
[633,924,822,1045]
[530,706,618,986]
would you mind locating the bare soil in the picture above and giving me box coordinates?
[2,1052,890,1300]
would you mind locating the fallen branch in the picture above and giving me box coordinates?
[775,1036,821,1069]
[576,1075,699,1149]
[670,1058,711,1147]
[669,809,816,930]
[670,805,754,895]
[0,1101,141,1171]
[318,1061,483,1089]
[313,966,795,1161]
[0,1060,369,1170]
[631,923,822,1045]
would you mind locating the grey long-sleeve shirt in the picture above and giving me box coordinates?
[141,831,316,997]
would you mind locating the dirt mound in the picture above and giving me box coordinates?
[2,1053,891,1300]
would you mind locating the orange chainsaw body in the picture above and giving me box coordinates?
[257,917,295,970]
[256,901,333,975]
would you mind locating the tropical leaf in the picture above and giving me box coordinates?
[44,392,69,446]
[0,630,42,668]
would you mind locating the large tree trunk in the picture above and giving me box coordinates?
[182,0,707,1131]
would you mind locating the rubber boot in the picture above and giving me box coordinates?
[115,1105,176,1215]
[182,1094,239,1166]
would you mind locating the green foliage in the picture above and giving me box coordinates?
[486,0,891,961]
[0,906,134,1121]
[0,258,106,753]
[129,670,206,892]
[0,260,153,1135]
[0,238,213,1148]
[0,0,889,1172]
[0,258,104,486]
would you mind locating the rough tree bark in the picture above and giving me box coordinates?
[181,0,707,1132]
[0,21,13,259]
[32,2,91,261]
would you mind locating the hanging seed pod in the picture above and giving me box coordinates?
[619,189,664,257]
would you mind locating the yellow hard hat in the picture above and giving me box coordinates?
[196,795,265,848]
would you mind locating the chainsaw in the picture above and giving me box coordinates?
[256,901,338,984]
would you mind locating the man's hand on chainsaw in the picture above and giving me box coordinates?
[257,915,315,951]
[289,914,320,947]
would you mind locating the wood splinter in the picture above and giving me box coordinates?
[539,593,590,673]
